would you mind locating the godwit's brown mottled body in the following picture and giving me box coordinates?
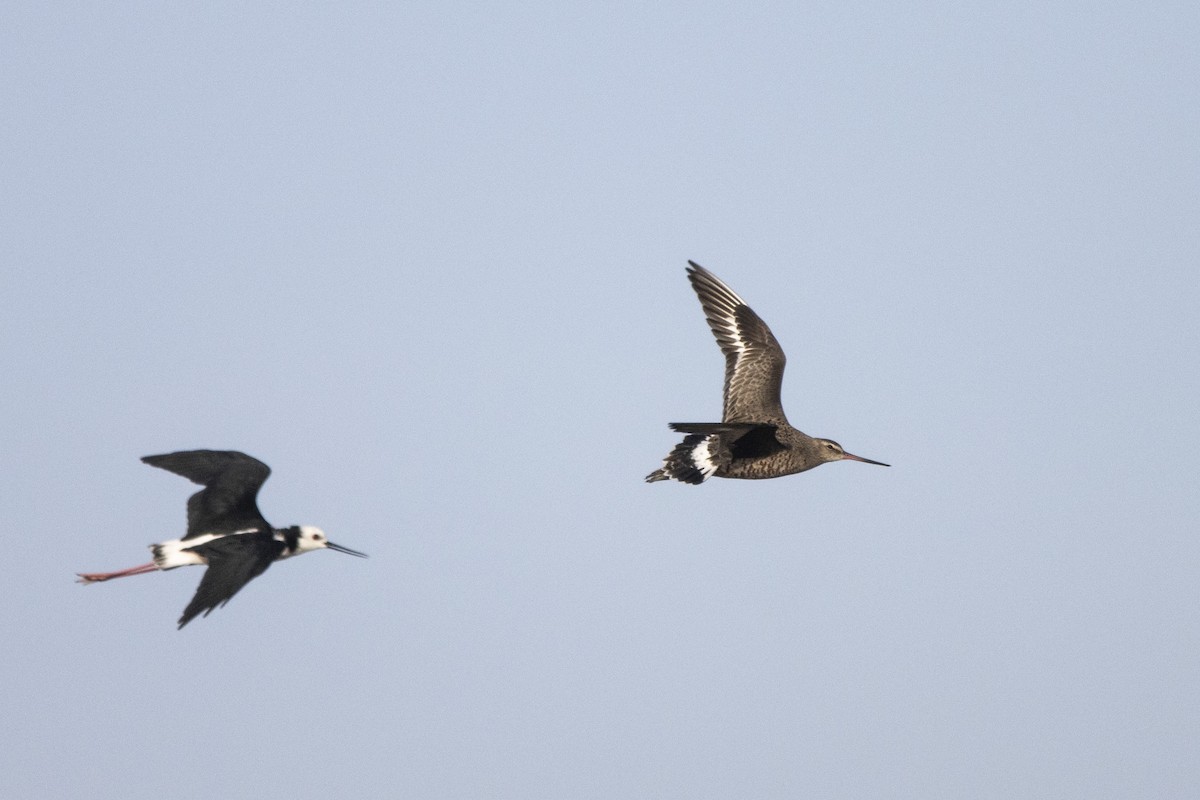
[647,262,888,484]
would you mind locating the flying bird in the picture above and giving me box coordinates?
[78,450,367,628]
[647,261,889,484]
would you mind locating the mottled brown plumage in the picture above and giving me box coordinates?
[647,262,888,484]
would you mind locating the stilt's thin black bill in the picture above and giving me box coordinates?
[327,541,368,558]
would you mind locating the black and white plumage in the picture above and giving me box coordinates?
[78,450,366,628]
[647,261,889,484]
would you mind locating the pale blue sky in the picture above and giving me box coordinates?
[3,2,1199,798]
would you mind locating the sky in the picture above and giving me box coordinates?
[2,2,1199,798]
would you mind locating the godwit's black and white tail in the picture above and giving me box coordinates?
[645,432,723,484]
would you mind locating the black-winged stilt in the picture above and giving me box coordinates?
[647,261,890,484]
[78,450,367,628]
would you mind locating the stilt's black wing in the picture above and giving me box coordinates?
[177,531,285,629]
[142,450,272,538]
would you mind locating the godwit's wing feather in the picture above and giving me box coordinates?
[669,421,787,459]
[686,262,788,424]
[176,531,283,628]
[142,450,272,538]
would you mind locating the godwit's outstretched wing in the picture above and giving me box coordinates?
[686,262,788,425]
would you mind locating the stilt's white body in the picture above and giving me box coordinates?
[150,526,328,570]
[151,533,225,570]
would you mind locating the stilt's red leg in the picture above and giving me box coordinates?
[76,562,159,584]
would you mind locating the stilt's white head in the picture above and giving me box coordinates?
[294,525,369,558]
